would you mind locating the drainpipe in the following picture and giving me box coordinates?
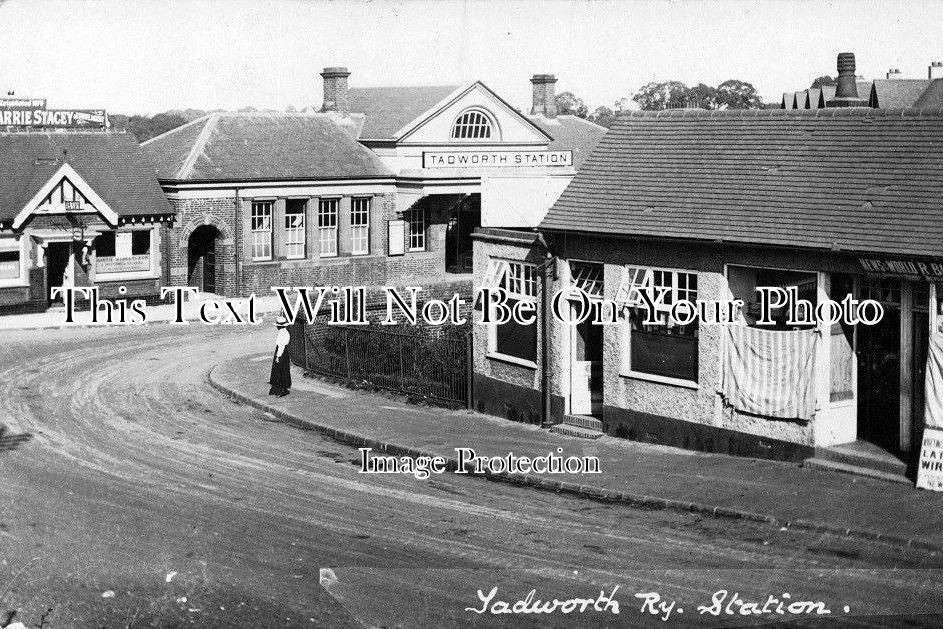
[536,232,557,427]
[234,188,241,296]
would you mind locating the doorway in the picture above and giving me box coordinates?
[188,225,218,294]
[570,313,603,416]
[46,242,72,304]
[857,278,903,453]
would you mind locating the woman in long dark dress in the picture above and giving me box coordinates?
[269,316,292,397]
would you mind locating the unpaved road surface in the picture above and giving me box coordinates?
[0,324,941,627]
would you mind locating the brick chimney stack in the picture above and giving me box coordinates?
[886,68,902,79]
[827,52,868,107]
[530,74,557,118]
[930,61,943,80]
[320,67,350,115]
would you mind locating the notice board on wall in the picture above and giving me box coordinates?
[387,220,405,256]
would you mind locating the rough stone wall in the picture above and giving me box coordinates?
[547,234,862,446]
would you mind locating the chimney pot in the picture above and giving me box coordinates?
[828,52,868,107]
[321,66,351,115]
[530,74,557,118]
[930,61,943,80]
[886,68,902,79]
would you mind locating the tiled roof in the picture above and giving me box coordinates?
[807,88,822,110]
[348,85,461,139]
[869,79,931,108]
[914,79,943,108]
[142,112,392,181]
[817,85,836,107]
[526,114,607,169]
[540,108,943,258]
[0,132,170,222]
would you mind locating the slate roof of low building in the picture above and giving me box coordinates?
[540,108,943,258]
[347,85,461,139]
[525,114,608,169]
[869,79,932,108]
[913,80,943,108]
[0,132,170,223]
[142,112,392,181]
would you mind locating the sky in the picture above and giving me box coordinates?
[0,0,942,115]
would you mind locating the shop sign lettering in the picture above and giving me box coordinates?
[0,108,106,128]
[423,150,572,169]
[858,257,943,281]
[0,98,46,110]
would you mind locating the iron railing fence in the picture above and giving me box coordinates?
[289,319,471,407]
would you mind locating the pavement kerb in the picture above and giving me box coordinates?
[207,364,943,556]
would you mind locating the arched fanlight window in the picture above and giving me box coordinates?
[451,109,493,140]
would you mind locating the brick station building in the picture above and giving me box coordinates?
[142,68,604,297]
[474,106,943,480]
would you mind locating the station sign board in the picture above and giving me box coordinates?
[422,150,573,169]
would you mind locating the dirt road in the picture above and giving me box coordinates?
[0,324,940,627]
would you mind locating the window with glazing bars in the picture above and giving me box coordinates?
[570,262,603,297]
[284,200,306,259]
[407,207,426,251]
[251,201,273,260]
[350,197,370,255]
[501,262,537,299]
[451,110,492,139]
[318,198,338,257]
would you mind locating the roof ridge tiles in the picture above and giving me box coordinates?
[622,106,943,119]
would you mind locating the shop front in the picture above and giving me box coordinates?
[0,131,174,313]
[472,107,943,480]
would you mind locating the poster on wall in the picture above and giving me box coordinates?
[918,332,943,490]
[917,427,943,490]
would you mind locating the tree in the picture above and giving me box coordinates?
[715,79,763,109]
[588,106,616,128]
[632,81,690,110]
[553,91,588,118]
[811,75,836,89]
[631,79,764,111]
[687,83,720,109]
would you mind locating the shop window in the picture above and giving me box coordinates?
[95,232,116,258]
[485,260,538,364]
[251,201,273,260]
[131,230,151,256]
[318,198,338,257]
[619,266,699,382]
[407,207,426,251]
[863,277,901,305]
[451,109,492,140]
[0,237,22,282]
[350,197,370,255]
[570,261,603,297]
[284,199,306,259]
[727,265,818,330]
